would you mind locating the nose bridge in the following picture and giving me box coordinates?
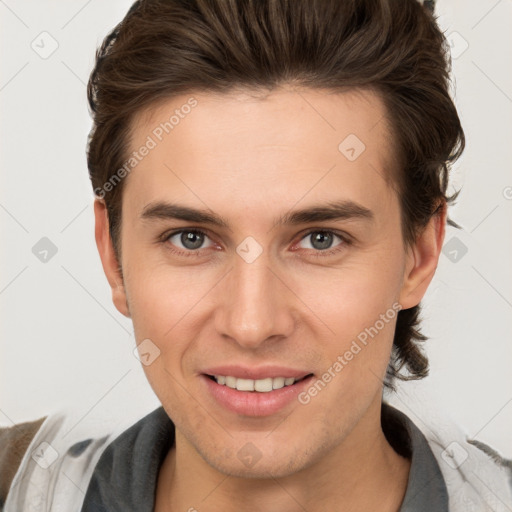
[216,247,293,347]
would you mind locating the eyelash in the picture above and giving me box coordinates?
[158,228,352,259]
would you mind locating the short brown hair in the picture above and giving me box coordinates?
[86,0,465,389]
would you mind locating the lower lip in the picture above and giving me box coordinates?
[201,374,315,417]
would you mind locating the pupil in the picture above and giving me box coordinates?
[181,231,203,250]
[312,232,332,250]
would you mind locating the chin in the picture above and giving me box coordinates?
[199,440,317,480]
[211,457,302,480]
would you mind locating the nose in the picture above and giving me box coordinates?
[214,249,295,349]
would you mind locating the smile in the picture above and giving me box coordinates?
[202,373,315,416]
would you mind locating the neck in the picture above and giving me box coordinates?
[155,399,411,512]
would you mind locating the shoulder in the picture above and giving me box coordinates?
[1,410,114,512]
[1,408,157,512]
[0,416,47,508]
[385,391,512,512]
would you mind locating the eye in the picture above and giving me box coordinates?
[165,229,215,253]
[295,230,348,256]
[160,228,350,259]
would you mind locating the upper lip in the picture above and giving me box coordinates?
[202,365,313,380]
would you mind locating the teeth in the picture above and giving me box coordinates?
[236,378,255,391]
[225,376,237,388]
[213,375,299,392]
[254,378,273,392]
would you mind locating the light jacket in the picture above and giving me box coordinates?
[1,393,511,511]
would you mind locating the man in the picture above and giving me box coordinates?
[2,0,511,511]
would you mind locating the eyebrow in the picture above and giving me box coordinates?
[140,199,374,228]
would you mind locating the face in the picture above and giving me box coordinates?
[95,86,443,479]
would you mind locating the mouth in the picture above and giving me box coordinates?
[201,372,316,416]
[204,374,314,392]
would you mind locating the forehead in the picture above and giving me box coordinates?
[124,86,397,219]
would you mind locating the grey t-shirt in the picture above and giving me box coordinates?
[80,402,448,511]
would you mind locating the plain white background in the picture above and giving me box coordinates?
[1,0,511,458]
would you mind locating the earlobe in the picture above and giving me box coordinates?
[93,199,131,318]
[399,202,447,309]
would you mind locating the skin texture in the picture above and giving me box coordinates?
[94,85,446,511]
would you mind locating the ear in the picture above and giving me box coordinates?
[93,199,131,318]
[399,201,447,309]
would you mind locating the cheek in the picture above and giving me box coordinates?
[125,262,218,375]
[293,253,403,393]
[290,249,403,334]
[303,307,399,425]
[125,248,209,322]
[125,267,205,408]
